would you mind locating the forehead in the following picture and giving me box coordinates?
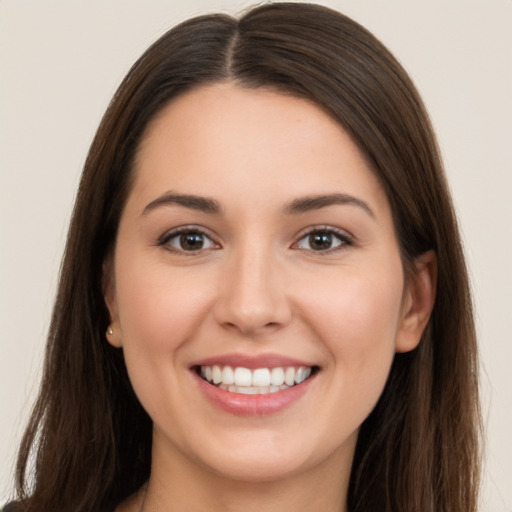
[130,82,389,217]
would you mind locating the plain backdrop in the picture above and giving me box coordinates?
[1,0,511,509]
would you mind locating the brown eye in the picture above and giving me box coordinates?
[163,230,216,252]
[309,232,334,250]
[179,232,206,251]
[295,229,349,252]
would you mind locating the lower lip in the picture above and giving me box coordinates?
[193,371,315,416]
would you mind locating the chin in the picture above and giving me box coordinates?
[203,448,314,483]
[176,425,357,484]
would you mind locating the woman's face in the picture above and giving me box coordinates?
[105,83,428,483]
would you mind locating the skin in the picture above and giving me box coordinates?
[105,83,436,512]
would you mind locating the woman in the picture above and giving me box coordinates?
[7,3,480,511]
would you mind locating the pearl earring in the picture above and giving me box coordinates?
[106,327,114,336]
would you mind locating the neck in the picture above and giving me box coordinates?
[137,429,354,512]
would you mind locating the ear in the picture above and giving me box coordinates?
[396,250,437,353]
[103,258,122,348]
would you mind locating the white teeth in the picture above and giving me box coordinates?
[234,367,252,386]
[217,384,290,394]
[284,366,295,386]
[219,384,290,395]
[237,386,259,395]
[270,367,285,386]
[212,365,222,384]
[199,364,314,392]
[221,366,235,385]
[252,368,271,387]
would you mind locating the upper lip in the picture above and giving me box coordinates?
[191,353,316,370]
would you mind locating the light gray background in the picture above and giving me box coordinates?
[1,1,511,509]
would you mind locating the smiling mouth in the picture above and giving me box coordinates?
[196,365,317,394]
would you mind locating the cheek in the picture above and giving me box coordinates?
[113,257,218,421]
[298,261,404,393]
[304,262,402,334]
[114,255,215,365]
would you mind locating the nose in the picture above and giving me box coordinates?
[213,243,292,336]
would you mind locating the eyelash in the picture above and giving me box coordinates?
[292,226,353,254]
[157,225,353,255]
[157,226,219,254]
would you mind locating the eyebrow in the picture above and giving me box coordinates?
[142,192,222,216]
[142,191,374,218]
[283,193,375,218]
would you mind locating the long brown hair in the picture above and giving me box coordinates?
[13,3,480,511]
